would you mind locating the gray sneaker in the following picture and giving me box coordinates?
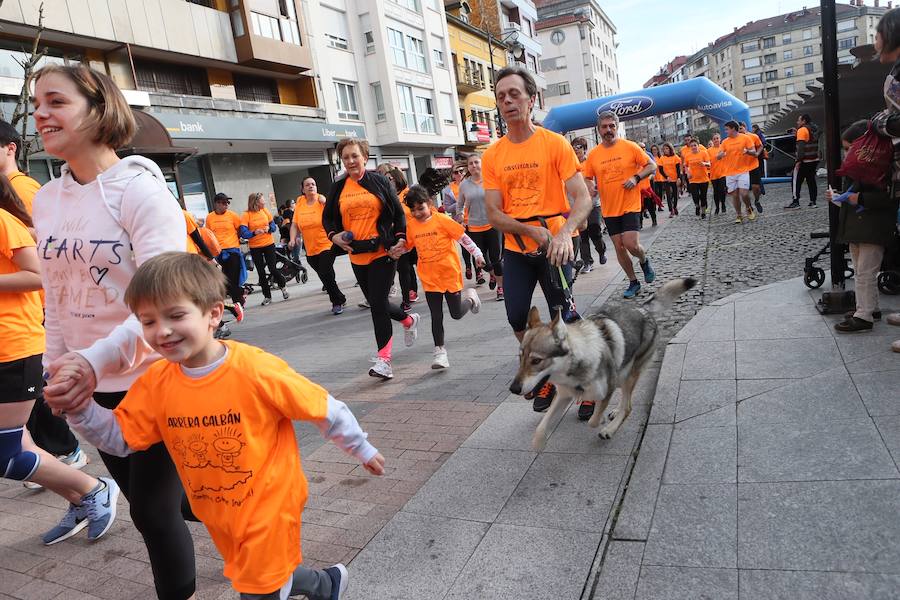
[42,503,87,545]
[404,313,420,347]
[25,446,89,490]
[83,477,120,541]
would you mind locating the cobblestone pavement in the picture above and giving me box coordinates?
[0,181,842,600]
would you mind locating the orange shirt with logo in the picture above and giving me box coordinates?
[115,342,327,594]
[405,212,465,293]
[206,210,242,250]
[656,154,681,182]
[339,177,387,265]
[293,196,331,257]
[683,149,711,183]
[0,209,44,362]
[482,127,579,253]
[240,208,275,249]
[707,145,727,180]
[718,134,758,176]
[582,140,649,218]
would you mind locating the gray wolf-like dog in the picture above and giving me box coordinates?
[510,278,696,451]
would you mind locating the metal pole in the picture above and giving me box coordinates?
[820,0,846,289]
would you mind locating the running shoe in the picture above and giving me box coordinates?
[734,216,743,224]
[623,280,641,299]
[475,270,486,286]
[324,563,349,600]
[214,323,232,339]
[465,268,473,280]
[42,503,87,545]
[489,275,497,290]
[784,201,800,209]
[577,400,595,421]
[432,347,450,369]
[463,288,481,314]
[281,287,290,300]
[640,259,656,283]
[598,253,607,265]
[369,357,393,380]
[531,382,556,412]
[808,200,817,207]
[409,291,420,303]
[332,304,344,315]
[496,287,505,301]
[401,301,411,313]
[581,262,594,274]
[25,446,89,490]
[261,297,272,306]
[233,302,245,323]
[404,313,420,347]
[747,210,757,222]
[755,200,764,214]
[84,477,119,541]
[358,299,370,309]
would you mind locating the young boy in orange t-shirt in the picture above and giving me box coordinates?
[393,185,484,369]
[54,252,384,600]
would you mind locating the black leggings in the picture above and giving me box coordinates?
[711,177,727,212]
[27,394,78,456]
[218,251,245,306]
[663,182,678,213]
[578,207,605,265]
[351,256,408,350]
[425,291,471,347]
[94,392,196,600]
[503,249,578,332]
[468,228,503,276]
[793,161,818,203]
[250,244,286,299]
[398,249,419,299]
[689,182,709,214]
[307,250,346,307]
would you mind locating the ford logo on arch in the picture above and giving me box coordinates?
[598,96,654,119]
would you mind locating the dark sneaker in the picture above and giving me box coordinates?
[755,200,764,213]
[324,563,349,600]
[640,259,656,283]
[400,301,411,313]
[476,270,486,286]
[84,477,119,541]
[42,503,87,545]
[834,316,873,333]
[784,201,800,209]
[845,310,881,321]
[496,287,504,301]
[332,304,344,315]
[531,382,556,412]
[577,400,595,421]
[465,268,473,280]
[281,287,290,300]
[599,253,607,264]
[623,280,641,299]
[261,297,272,306]
[489,275,497,290]
[808,200,817,207]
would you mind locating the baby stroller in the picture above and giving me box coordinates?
[242,244,308,297]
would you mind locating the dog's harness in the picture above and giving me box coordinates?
[512,215,578,320]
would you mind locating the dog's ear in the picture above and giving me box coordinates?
[550,308,567,340]
[527,306,543,329]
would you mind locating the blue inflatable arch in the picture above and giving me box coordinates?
[542,77,751,138]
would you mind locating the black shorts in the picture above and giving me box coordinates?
[604,212,642,236]
[0,354,43,403]
[749,166,763,185]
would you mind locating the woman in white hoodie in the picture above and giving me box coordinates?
[33,65,197,600]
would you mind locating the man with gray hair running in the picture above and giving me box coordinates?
[582,110,658,299]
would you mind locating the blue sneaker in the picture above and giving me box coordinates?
[83,476,119,541]
[640,259,656,283]
[42,503,87,545]
[324,563,349,600]
[623,280,641,299]
[332,303,344,315]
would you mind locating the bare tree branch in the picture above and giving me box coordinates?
[8,2,46,173]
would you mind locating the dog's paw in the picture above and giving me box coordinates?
[532,436,548,452]
[598,428,614,440]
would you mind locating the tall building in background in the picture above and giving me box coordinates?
[624,2,887,145]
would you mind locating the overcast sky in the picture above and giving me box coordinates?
[604,0,827,92]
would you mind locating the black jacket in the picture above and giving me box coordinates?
[836,177,899,247]
[323,171,407,255]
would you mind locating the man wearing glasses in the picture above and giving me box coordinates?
[206,192,246,306]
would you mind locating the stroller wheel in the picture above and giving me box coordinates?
[300,270,309,284]
[877,271,900,295]
[804,267,825,289]
[844,267,855,280]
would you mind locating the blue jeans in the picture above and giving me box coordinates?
[502,249,578,332]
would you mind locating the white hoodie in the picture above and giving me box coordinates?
[33,156,186,392]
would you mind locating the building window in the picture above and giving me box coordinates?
[558,81,571,95]
[765,70,778,81]
[744,73,762,85]
[803,45,814,56]
[372,82,386,122]
[837,19,855,32]
[785,83,796,94]
[187,0,216,7]
[804,62,815,74]
[233,74,279,103]
[463,57,485,89]
[766,86,779,97]
[364,31,376,54]
[334,81,360,120]
[783,49,793,60]
[803,29,812,40]
[230,10,244,37]
[838,37,857,50]
[762,36,775,48]
[767,102,781,112]
[805,79,816,87]
[839,54,856,65]
[741,41,759,53]
[388,28,406,66]
[742,57,761,68]
[433,48,445,67]
[361,14,375,54]
[438,92,454,125]
[249,11,300,45]
[387,27,427,72]
[322,8,350,50]
[764,53,777,64]
[397,84,435,133]
[784,66,794,77]
[746,90,763,101]
[782,33,792,44]
[750,106,765,117]
[134,60,209,96]
[388,0,419,12]
[398,84,416,131]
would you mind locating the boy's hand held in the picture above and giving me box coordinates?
[364,453,385,476]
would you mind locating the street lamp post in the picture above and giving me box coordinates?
[485,28,526,138]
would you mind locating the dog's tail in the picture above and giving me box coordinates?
[643,277,696,313]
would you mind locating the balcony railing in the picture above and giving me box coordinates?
[455,64,484,94]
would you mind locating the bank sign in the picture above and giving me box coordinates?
[596,96,654,120]
[151,112,366,142]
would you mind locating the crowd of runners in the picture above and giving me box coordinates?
[2,8,900,598]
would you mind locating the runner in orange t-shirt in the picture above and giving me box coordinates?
[58,252,385,599]
[739,122,766,213]
[716,121,758,223]
[482,66,592,413]
[582,111,657,301]
[397,185,484,369]
[657,144,681,217]
[240,192,288,305]
[570,137,607,274]
[707,133,729,215]
[207,193,246,307]
[682,141,711,218]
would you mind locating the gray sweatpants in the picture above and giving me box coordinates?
[239,564,332,600]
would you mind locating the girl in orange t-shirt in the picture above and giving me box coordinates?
[396,185,484,369]
[683,141,711,218]
[241,192,288,306]
[290,177,347,314]
[658,144,681,217]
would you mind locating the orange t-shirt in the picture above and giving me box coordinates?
[183,210,199,254]
[656,154,681,182]
[482,127,579,253]
[652,156,665,182]
[707,145,727,180]
[796,126,810,142]
[582,140,649,218]
[405,212,465,293]
[683,149,711,183]
[0,209,44,362]
[293,196,331,257]
[7,171,40,215]
[206,210,242,250]
[718,133,758,176]
[240,208,275,249]
[746,132,764,167]
[679,144,706,165]
[115,341,328,594]
[339,177,387,266]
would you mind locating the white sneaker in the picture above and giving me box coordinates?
[463,288,481,314]
[26,446,89,490]
[432,347,449,369]
[404,313,420,347]
[369,357,393,379]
